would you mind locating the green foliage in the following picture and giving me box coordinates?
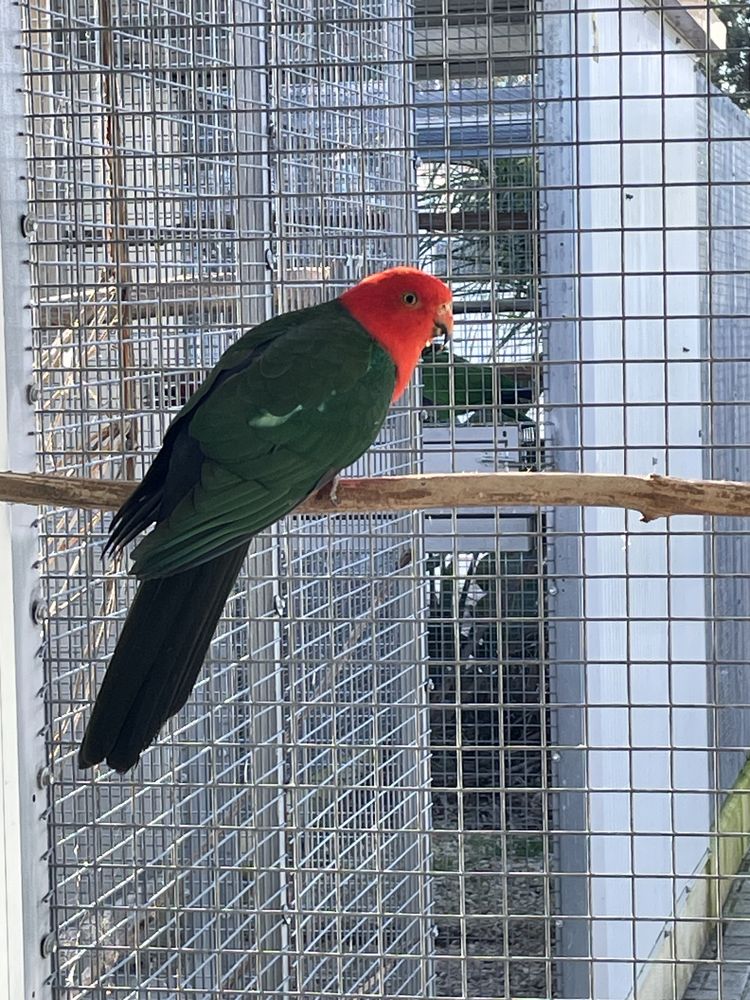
[712,1,750,110]
[417,154,539,428]
[417,155,535,301]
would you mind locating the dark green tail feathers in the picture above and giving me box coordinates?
[78,545,247,772]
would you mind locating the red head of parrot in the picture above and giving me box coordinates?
[339,266,453,400]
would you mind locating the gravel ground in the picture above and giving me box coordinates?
[431,825,551,999]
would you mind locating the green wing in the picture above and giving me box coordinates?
[126,303,395,579]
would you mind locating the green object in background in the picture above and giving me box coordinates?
[421,346,535,424]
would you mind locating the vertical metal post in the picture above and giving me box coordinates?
[236,3,295,992]
[0,6,49,999]
[538,3,590,998]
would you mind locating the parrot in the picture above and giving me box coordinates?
[79,266,453,772]
[421,345,535,424]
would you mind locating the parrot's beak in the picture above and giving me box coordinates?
[432,302,453,350]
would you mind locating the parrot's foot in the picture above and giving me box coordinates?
[328,474,341,506]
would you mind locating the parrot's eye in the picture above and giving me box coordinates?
[402,291,419,307]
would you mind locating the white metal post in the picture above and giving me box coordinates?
[538,3,590,998]
[0,5,50,999]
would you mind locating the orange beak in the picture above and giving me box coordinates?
[432,301,453,349]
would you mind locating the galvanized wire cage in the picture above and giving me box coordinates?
[1,0,748,998]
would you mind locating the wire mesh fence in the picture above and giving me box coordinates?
[6,0,750,998]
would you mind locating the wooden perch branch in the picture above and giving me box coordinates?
[2,470,750,522]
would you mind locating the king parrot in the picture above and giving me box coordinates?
[79,267,453,772]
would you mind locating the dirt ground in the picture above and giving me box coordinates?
[431,822,551,998]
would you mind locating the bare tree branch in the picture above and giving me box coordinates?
[1,470,750,522]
